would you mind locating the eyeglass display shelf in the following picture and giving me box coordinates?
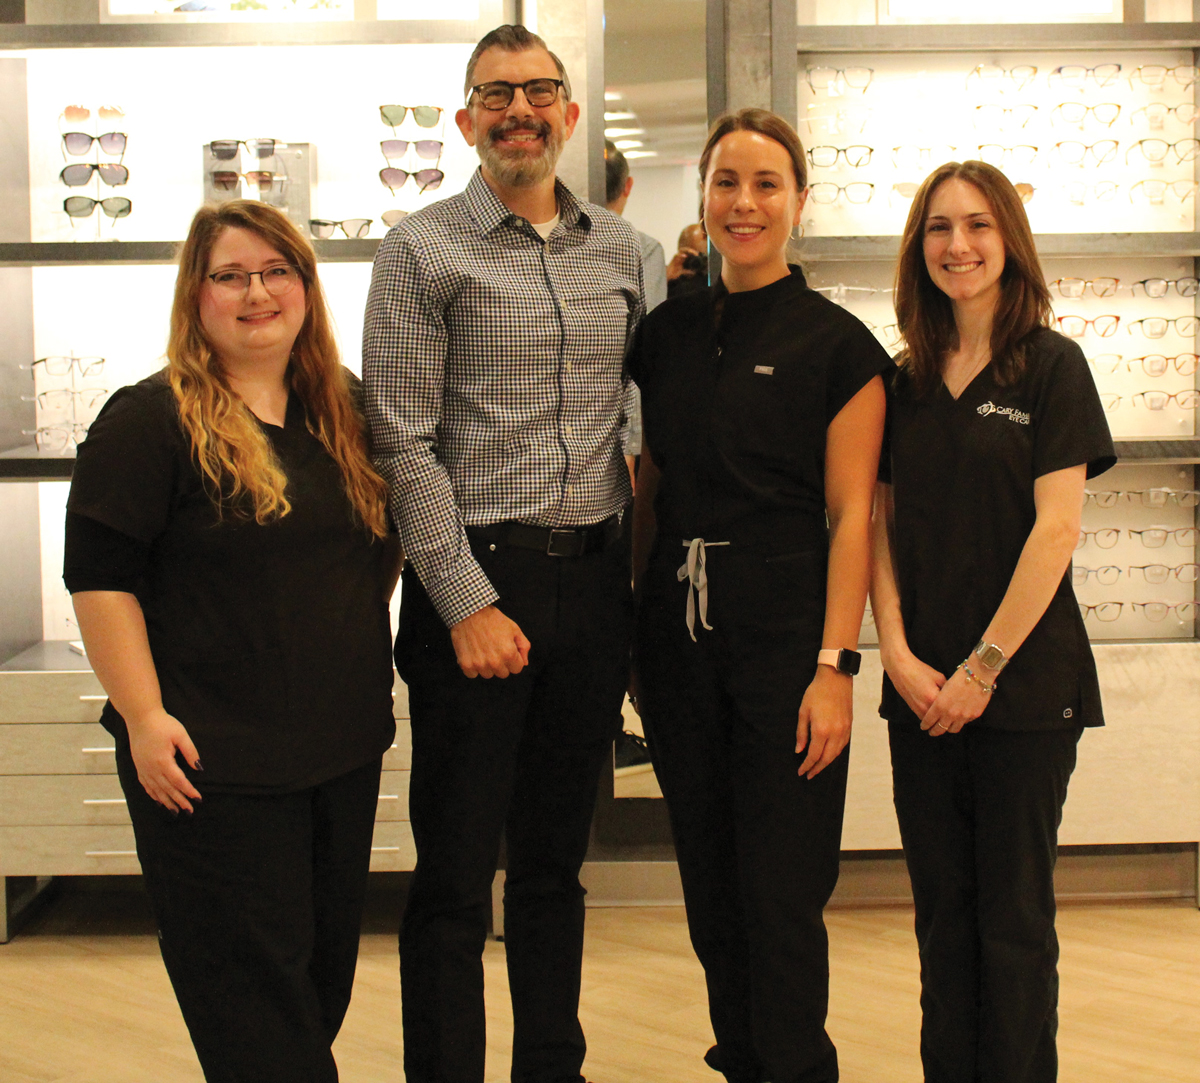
[795,22,1200,54]
[0,19,485,49]
[0,239,378,267]
[2,437,1197,482]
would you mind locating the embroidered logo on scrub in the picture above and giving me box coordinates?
[977,400,1031,425]
[754,365,775,375]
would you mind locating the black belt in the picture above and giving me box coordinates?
[468,515,621,558]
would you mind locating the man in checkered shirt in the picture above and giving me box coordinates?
[363,24,644,1083]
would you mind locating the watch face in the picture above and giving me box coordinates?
[977,644,1006,669]
[839,649,862,676]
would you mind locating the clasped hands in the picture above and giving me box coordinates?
[887,648,992,736]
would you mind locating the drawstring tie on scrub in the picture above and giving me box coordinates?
[678,538,731,641]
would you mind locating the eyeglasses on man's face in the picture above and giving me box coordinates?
[206,265,302,297]
[469,79,565,111]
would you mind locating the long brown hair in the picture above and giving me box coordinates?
[698,107,808,219]
[168,200,389,537]
[894,160,1052,397]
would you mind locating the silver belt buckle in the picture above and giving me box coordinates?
[546,528,580,557]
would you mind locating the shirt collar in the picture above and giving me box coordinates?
[463,167,591,237]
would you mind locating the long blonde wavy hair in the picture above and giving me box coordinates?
[168,200,389,537]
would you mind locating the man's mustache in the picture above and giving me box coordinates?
[488,117,552,143]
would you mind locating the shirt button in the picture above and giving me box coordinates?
[565,361,574,371]
[567,484,575,494]
[564,424,574,436]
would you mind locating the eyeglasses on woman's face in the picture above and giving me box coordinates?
[206,265,302,297]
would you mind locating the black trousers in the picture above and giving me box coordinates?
[635,548,847,1083]
[888,718,1083,1083]
[116,744,382,1083]
[395,534,632,1083]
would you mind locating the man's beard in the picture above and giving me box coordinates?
[477,115,562,188]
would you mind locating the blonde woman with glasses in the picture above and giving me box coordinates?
[65,200,399,1082]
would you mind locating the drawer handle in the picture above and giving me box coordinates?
[81,747,116,754]
[83,798,127,806]
[378,794,399,801]
[85,850,137,857]
[371,846,401,853]
[79,695,108,702]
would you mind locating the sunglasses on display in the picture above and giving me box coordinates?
[309,218,372,239]
[1051,277,1120,299]
[1056,315,1119,338]
[62,131,127,157]
[1132,601,1199,621]
[1050,102,1121,128]
[1123,489,1200,508]
[25,388,109,412]
[60,163,128,187]
[1072,564,1122,585]
[208,139,279,160]
[1129,527,1199,547]
[1086,354,1123,375]
[1129,316,1200,338]
[206,265,301,296]
[469,79,565,110]
[1126,138,1200,165]
[60,104,124,124]
[28,355,105,376]
[1063,180,1120,205]
[807,145,872,168]
[1049,63,1122,88]
[63,196,131,219]
[1130,64,1200,89]
[381,209,410,227]
[1128,354,1200,376]
[1130,103,1200,128]
[805,66,874,93]
[808,182,874,205]
[379,167,444,194]
[966,64,1038,90]
[23,423,91,452]
[1132,562,1200,583]
[976,144,1038,166]
[380,139,443,161]
[1078,528,1120,549]
[1133,277,1200,298]
[973,104,1038,131]
[1079,602,1122,621]
[211,170,279,193]
[1054,140,1119,166]
[1131,390,1200,410]
[379,104,443,128]
[1129,179,1199,204]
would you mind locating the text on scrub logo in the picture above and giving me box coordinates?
[977,400,1031,425]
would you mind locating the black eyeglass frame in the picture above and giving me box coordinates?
[205,266,302,296]
[468,79,567,110]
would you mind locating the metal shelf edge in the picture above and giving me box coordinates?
[797,22,1200,54]
[0,239,381,266]
[797,233,1200,261]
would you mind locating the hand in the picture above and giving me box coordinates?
[450,604,531,679]
[666,247,701,281]
[883,648,946,720]
[126,707,203,813]
[795,666,853,779]
[920,664,991,736]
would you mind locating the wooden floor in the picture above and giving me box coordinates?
[1,879,1197,1082]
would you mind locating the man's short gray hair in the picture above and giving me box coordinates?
[464,24,572,103]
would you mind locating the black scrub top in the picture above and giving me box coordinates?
[628,265,891,556]
[65,371,396,792]
[880,328,1116,731]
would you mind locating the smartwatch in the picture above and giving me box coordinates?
[817,648,862,676]
[973,640,1009,672]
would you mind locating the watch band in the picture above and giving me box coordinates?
[973,639,1009,672]
[818,648,862,676]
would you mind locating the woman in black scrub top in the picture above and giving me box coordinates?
[629,108,889,1083]
[64,201,398,1083]
[871,161,1115,1083]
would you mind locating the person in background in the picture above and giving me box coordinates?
[667,221,709,299]
[871,160,1115,1083]
[64,199,398,1083]
[631,107,889,1083]
[363,23,643,1083]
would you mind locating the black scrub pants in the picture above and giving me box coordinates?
[635,546,847,1083]
[394,534,632,1083]
[116,744,382,1083]
[888,718,1083,1083]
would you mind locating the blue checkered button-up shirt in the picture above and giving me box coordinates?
[363,170,645,627]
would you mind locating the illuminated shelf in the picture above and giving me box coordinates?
[796,22,1200,54]
[0,239,379,266]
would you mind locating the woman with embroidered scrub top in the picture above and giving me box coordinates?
[629,108,889,1083]
[64,201,399,1083]
[870,161,1115,1083]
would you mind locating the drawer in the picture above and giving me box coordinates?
[0,671,106,724]
[0,774,130,826]
[376,770,410,822]
[0,825,141,876]
[0,723,118,775]
[368,820,415,871]
[382,720,411,770]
